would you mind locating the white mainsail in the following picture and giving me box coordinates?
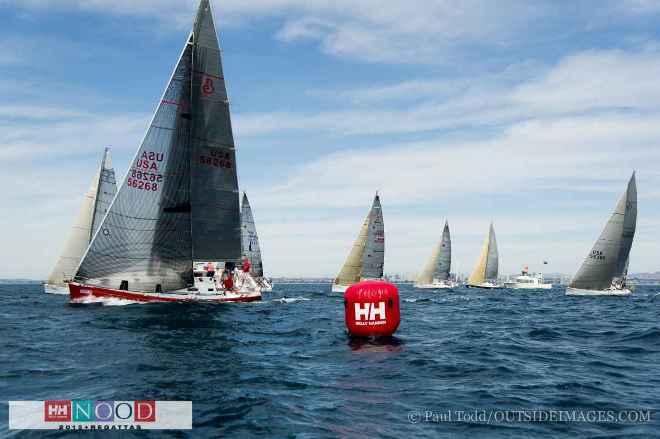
[46,148,116,287]
[416,221,451,285]
[569,173,637,291]
[74,0,243,293]
[468,223,498,286]
[240,192,264,278]
[334,194,385,288]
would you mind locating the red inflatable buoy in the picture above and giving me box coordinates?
[344,280,400,337]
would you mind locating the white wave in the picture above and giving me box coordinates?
[276,297,311,304]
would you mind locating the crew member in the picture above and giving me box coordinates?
[221,263,234,291]
[241,256,251,273]
[205,261,216,278]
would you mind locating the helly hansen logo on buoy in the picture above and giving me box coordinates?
[354,302,386,326]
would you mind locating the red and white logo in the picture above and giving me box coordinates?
[44,401,71,422]
[354,301,386,322]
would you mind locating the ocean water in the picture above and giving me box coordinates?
[1,283,659,438]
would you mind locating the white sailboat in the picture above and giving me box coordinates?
[332,194,385,293]
[241,192,273,292]
[68,0,260,303]
[566,173,637,296]
[466,222,502,289]
[415,220,457,289]
[44,148,117,294]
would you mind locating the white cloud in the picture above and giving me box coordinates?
[6,0,658,64]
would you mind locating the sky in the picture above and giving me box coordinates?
[1,0,660,279]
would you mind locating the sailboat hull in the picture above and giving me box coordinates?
[565,287,632,296]
[43,284,70,295]
[68,282,261,304]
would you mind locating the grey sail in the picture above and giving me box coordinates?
[190,0,241,263]
[90,148,117,238]
[240,193,264,277]
[47,148,117,287]
[75,0,239,292]
[570,173,637,290]
[614,173,637,278]
[485,223,498,281]
[360,194,385,279]
[436,221,452,281]
[416,221,451,285]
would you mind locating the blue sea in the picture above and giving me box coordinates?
[1,283,659,438]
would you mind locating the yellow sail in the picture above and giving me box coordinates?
[334,212,370,287]
[468,231,490,286]
[416,243,442,285]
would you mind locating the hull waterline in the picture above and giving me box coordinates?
[69,282,261,304]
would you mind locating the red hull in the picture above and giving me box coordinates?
[68,282,261,304]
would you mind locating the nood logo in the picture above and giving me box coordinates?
[354,301,387,326]
[10,400,191,430]
[45,400,156,423]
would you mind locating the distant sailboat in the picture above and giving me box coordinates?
[332,194,385,293]
[415,220,456,289]
[44,148,117,294]
[241,192,272,292]
[467,222,502,289]
[566,173,637,296]
[68,0,260,303]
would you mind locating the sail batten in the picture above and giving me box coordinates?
[569,173,637,290]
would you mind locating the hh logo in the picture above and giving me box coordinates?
[354,302,386,321]
[44,401,71,422]
[201,77,215,97]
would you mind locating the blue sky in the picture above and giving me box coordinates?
[1,0,660,278]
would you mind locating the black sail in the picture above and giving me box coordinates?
[190,0,242,263]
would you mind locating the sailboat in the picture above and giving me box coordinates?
[68,0,260,303]
[566,173,637,296]
[466,222,502,289]
[414,220,457,289]
[44,148,117,294]
[332,194,385,293]
[241,192,273,292]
